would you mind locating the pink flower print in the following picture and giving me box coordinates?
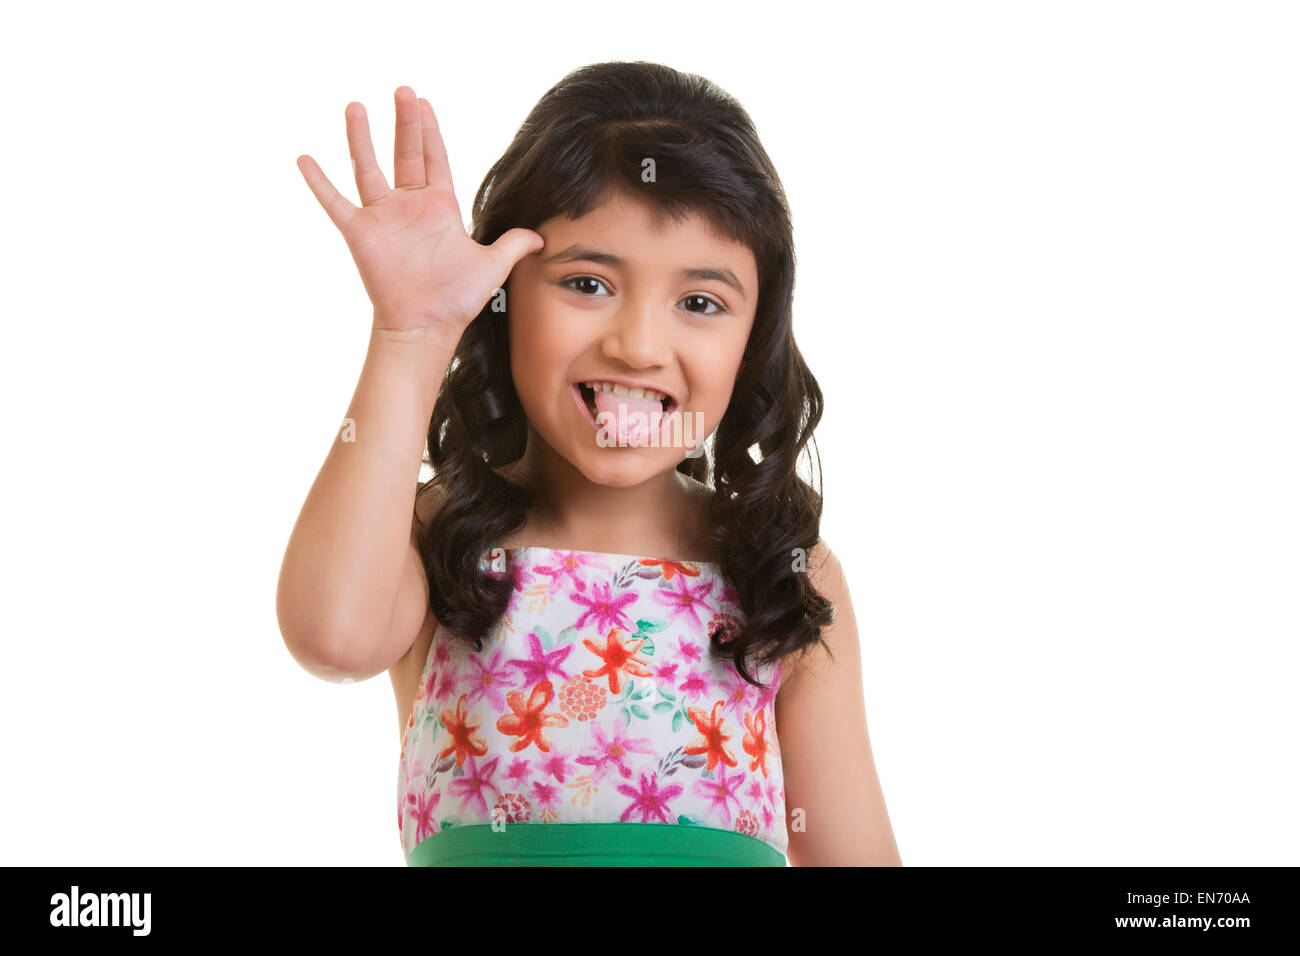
[504,756,533,789]
[405,788,441,845]
[693,766,745,825]
[652,659,679,682]
[529,778,562,812]
[752,673,779,711]
[502,565,536,615]
[507,631,575,687]
[676,666,713,703]
[570,580,637,634]
[535,746,579,784]
[717,672,760,724]
[652,575,717,629]
[576,718,657,785]
[763,779,785,828]
[400,756,427,814]
[433,639,453,668]
[674,635,703,664]
[402,751,427,784]
[464,648,520,711]
[759,780,780,832]
[421,641,454,700]
[742,776,775,832]
[420,666,438,702]
[448,754,501,818]
[431,666,465,706]
[533,550,609,594]
[616,771,685,824]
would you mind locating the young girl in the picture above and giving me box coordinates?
[279,62,901,867]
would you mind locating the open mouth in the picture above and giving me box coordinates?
[576,382,676,419]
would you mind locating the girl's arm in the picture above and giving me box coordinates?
[275,87,542,681]
[275,325,455,681]
[775,541,903,865]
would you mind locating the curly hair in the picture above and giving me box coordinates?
[415,60,834,688]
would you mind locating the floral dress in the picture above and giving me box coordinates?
[396,546,788,866]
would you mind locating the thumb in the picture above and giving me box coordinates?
[486,228,545,280]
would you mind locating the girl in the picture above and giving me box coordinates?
[279,61,901,867]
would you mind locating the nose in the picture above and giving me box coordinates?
[599,295,670,369]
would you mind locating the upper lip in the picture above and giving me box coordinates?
[575,377,679,408]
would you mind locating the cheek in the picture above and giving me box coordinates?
[689,352,738,392]
[516,301,590,363]
[509,307,577,399]
[511,287,552,340]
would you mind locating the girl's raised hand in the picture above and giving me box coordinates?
[296,86,543,338]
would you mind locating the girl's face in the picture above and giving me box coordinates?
[506,188,758,488]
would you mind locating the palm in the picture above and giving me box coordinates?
[297,87,541,333]
[343,186,503,332]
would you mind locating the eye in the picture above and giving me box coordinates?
[561,276,611,296]
[680,293,726,316]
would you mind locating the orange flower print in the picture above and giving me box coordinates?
[582,627,655,694]
[438,693,488,768]
[684,699,738,772]
[399,546,792,864]
[742,709,771,777]
[496,680,570,753]
[637,558,702,582]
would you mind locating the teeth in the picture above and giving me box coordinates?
[582,381,671,404]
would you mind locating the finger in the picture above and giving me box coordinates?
[296,154,358,232]
[393,86,425,190]
[345,101,390,205]
[418,98,455,195]
[486,228,546,283]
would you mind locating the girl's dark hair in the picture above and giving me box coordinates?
[415,60,834,687]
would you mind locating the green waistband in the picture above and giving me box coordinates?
[409,822,786,867]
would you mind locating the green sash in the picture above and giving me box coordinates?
[409,822,786,867]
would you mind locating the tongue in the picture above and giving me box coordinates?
[593,389,662,446]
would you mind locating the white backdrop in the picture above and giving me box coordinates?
[2,0,1296,866]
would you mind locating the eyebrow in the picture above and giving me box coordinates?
[542,244,748,298]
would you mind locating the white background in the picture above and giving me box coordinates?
[2,0,1295,866]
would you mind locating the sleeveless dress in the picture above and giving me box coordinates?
[396,545,788,866]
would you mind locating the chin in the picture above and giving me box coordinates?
[571,448,677,488]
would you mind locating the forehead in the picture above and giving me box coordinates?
[537,189,757,288]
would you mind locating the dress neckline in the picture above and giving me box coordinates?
[491,544,722,567]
